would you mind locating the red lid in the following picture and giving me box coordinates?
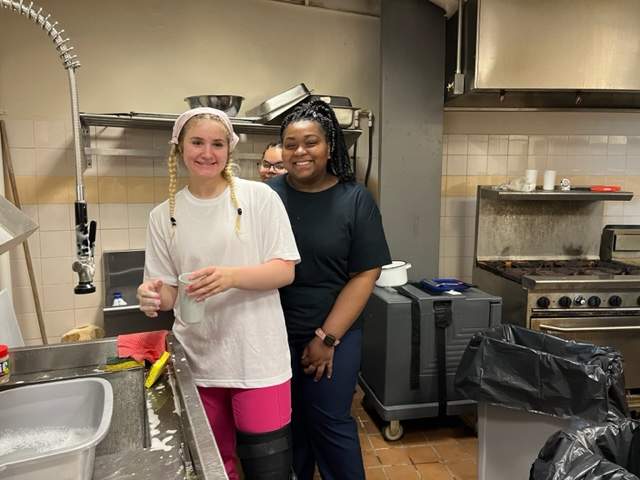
[590,185,622,192]
[0,344,7,357]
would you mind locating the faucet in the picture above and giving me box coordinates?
[1,0,97,294]
[72,213,97,294]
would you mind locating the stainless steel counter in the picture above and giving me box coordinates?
[1,335,227,480]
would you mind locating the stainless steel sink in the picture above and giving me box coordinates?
[2,337,227,479]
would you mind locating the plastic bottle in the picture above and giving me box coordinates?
[0,344,9,384]
[112,291,128,307]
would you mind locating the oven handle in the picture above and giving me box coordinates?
[539,324,640,333]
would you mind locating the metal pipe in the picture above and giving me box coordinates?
[456,0,463,74]
[453,0,465,95]
[1,0,95,294]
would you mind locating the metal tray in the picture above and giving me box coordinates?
[332,106,360,128]
[246,84,311,118]
[0,195,38,256]
[309,95,352,107]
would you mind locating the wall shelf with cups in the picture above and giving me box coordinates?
[79,112,362,159]
[478,186,633,201]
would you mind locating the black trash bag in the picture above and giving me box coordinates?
[455,325,628,422]
[530,419,640,480]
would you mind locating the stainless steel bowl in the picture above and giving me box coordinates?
[184,95,244,117]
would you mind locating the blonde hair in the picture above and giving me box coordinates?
[168,114,242,233]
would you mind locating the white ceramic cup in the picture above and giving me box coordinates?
[178,273,206,324]
[525,169,538,186]
[543,170,557,191]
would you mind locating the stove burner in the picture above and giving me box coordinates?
[480,260,640,282]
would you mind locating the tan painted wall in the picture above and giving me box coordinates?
[0,0,380,117]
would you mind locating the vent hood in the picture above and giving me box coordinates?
[445,0,640,108]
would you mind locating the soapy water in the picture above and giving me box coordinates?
[0,426,93,458]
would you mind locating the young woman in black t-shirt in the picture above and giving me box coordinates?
[268,100,391,480]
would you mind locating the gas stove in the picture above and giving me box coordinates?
[477,258,640,311]
[478,259,640,283]
[471,187,640,389]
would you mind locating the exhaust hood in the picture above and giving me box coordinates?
[445,0,640,108]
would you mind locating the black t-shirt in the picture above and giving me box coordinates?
[268,175,391,346]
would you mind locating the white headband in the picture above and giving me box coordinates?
[170,107,240,152]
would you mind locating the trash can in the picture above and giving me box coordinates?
[455,325,628,480]
[531,419,640,480]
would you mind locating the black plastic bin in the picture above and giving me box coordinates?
[531,419,640,480]
[455,324,628,422]
[454,325,629,480]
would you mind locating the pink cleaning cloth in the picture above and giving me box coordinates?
[117,330,169,363]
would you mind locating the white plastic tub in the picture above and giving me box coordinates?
[0,377,113,480]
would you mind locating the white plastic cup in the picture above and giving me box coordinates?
[178,273,206,324]
[525,169,538,186]
[543,170,557,191]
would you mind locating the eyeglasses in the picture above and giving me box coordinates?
[258,160,286,171]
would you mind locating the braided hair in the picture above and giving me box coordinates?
[280,100,355,182]
[167,114,242,234]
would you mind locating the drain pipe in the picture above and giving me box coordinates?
[453,0,465,95]
[1,0,96,294]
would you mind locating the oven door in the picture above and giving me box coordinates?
[530,311,640,389]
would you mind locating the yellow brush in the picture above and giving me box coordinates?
[99,359,144,372]
[145,351,171,389]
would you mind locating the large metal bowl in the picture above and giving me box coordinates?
[184,95,244,117]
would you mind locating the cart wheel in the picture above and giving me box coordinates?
[382,421,404,441]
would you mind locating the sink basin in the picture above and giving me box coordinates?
[0,377,113,480]
[1,337,227,479]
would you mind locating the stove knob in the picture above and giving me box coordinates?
[574,296,587,306]
[536,297,550,309]
[609,295,623,307]
[558,296,572,308]
[588,296,601,307]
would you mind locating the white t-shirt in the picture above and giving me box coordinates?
[144,179,300,388]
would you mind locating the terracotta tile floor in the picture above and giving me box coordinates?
[348,387,478,480]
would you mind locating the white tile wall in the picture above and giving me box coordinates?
[488,135,509,155]
[127,204,154,228]
[440,130,640,283]
[4,119,34,147]
[40,230,74,258]
[96,156,127,176]
[99,204,129,229]
[129,228,147,249]
[41,257,74,285]
[38,204,71,231]
[35,120,70,149]
[126,156,154,176]
[35,148,73,176]
[101,229,130,251]
[10,148,36,176]
[9,258,42,287]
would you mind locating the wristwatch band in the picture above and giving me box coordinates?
[315,328,340,347]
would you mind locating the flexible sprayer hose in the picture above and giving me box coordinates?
[2,1,94,293]
[1,0,80,69]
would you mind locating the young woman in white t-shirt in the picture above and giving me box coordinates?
[136,107,300,480]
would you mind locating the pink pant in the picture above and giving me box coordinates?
[198,380,291,480]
